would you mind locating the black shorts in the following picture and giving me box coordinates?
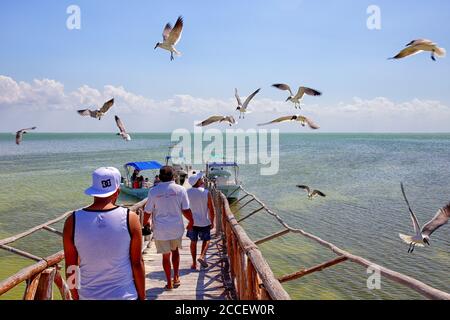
[187,226,212,241]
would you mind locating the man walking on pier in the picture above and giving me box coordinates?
[143,166,194,290]
[63,167,146,300]
[187,172,215,269]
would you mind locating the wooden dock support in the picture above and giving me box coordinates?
[255,229,291,246]
[278,256,348,283]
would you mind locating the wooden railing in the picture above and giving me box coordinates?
[211,187,291,300]
[2,186,448,300]
[0,199,148,300]
[222,186,450,300]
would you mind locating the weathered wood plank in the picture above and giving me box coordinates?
[34,267,57,300]
[144,236,230,300]
[278,256,348,284]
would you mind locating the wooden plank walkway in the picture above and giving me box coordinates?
[144,235,233,300]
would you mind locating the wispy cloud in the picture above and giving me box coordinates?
[1,75,449,132]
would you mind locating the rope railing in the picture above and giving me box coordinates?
[230,186,450,300]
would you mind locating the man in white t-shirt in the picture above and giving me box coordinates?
[143,166,194,290]
[186,172,216,270]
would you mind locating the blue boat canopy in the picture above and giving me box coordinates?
[207,162,238,168]
[125,161,163,171]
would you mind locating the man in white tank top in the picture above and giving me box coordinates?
[186,172,216,269]
[63,167,145,300]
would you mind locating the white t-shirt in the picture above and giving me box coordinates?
[144,181,190,241]
[187,187,211,227]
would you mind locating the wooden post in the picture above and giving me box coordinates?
[23,274,41,300]
[34,267,57,300]
[54,270,72,300]
[278,256,348,284]
[237,206,265,223]
[255,229,290,246]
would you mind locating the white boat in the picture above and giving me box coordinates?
[205,162,241,200]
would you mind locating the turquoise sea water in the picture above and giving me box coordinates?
[0,133,449,300]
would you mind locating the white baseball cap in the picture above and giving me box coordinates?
[84,167,122,198]
[188,171,204,187]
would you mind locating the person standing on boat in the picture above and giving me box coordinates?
[63,167,146,300]
[143,166,194,290]
[187,172,215,269]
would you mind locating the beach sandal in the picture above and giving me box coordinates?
[173,279,181,288]
[197,258,208,268]
[164,284,173,291]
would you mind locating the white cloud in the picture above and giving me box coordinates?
[1,75,450,132]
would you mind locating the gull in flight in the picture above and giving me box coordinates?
[16,127,37,145]
[115,115,131,141]
[296,185,326,200]
[154,16,184,61]
[196,115,236,127]
[235,88,261,119]
[77,98,115,120]
[272,84,321,109]
[390,39,446,61]
[399,183,449,253]
[258,115,320,129]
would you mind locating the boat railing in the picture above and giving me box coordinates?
[0,199,150,300]
[217,184,450,300]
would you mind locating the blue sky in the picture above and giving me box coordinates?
[1,0,450,132]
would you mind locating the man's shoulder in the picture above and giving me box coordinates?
[188,187,207,194]
[169,183,187,192]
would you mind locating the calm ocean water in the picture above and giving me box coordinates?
[0,133,449,300]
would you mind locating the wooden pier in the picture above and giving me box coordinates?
[0,185,449,300]
[144,236,230,300]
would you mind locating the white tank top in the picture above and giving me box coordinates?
[187,187,211,227]
[73,206,138,300]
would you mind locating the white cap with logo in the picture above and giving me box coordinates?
[84,167,122,198]
[188,171,204,187]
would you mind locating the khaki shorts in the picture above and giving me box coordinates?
[155,238,183,254]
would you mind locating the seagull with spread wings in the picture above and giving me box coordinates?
[390,39,446,61]
[258,115,320,129]
[77,98,115,120]
[15,127,37,145]
[272,84,321,109]
[235,88,261,119]
[197,115,236,127]
[399,183,449,253]
[115,115,131,141]
[297,185,326,200]
[154,16,184,61]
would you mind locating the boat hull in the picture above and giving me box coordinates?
[120,184,149,200]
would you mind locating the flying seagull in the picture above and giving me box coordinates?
[272,84,321,109]
[390,39,446,61]
[296,185,326,200]
[77,98,115,120]
[115,115,131,141]
[399,183,449,253]
[16,127,37,145]
[235,88,261,119]
[258,115,320,129]
[154,16,184,61]
[196,115,236,127]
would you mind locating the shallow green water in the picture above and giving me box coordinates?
[0,133,448,300]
